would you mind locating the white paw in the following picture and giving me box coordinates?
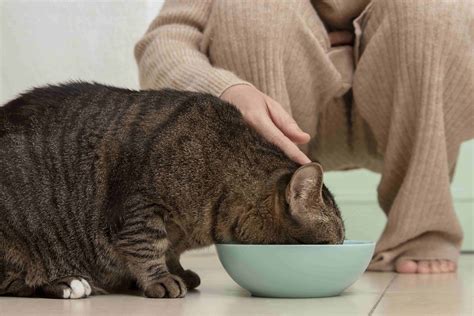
[81,278,92,296]
[62,288,71,299]
[63,278,92,299]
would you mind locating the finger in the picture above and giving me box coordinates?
[266,99,310,144]
[328,31,354,46]
[256,118,311,165]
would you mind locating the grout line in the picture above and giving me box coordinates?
[368,274,397,316]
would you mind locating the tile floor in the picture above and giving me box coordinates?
[0,250,472,316]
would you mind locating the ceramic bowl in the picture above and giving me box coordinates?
[215,240,375,298]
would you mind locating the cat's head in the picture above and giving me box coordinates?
[227,162,345,245]
[279,162,345,244]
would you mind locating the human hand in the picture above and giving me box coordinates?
[220,84,311,165]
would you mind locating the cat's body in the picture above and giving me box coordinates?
[0,82,344,298]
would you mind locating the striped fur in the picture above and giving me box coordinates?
[0,82,344,298]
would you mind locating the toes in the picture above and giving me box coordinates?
[416,261,431,274]
[439,260,450,273]
[144,274,187,298]
[162,276,183,298]
[161,274,187,298]
[65,278,92,299]
[429,260,441,273]
[80,278,92,296]
[39,277,92,299]
[69,279,86,299]
[447,261,457,272]
[395,259,458,274]
[395,260,418,273]
[173,275,187,297]
[62,287,72,299]
[144,283,166,298]
[419,260,457,274]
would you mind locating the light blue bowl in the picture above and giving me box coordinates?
[215,240,375,298]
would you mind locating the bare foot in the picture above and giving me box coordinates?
[395,259,457,274]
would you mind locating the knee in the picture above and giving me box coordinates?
[210,1,289,36]
[367,0,473,59]
[208,0,327,48]
[371,0,471,32]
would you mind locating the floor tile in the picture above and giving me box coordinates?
[0,252,471,316]
[371,292,473,316]
[385,255,473,294]
[371,254,474,316]
[0,251,384,316]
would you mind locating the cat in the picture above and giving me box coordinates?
[0,82,344,299]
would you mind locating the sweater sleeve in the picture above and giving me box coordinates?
[134,0,250,96]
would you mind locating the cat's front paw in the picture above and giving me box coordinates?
[144,274,187,298]
[39,277,92,299]
[180,269,200,290]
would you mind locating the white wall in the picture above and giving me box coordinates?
[1,0,164,103]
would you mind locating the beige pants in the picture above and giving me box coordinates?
[205,0,474,270]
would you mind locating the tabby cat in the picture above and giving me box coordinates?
[0,83,344,299]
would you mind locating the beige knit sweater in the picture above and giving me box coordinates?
[135,0,370,97]
[135,0,474,271]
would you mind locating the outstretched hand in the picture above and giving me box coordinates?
[220,84,311,165]
[219,32,353,164]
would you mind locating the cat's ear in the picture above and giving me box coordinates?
[286,162,324,219]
